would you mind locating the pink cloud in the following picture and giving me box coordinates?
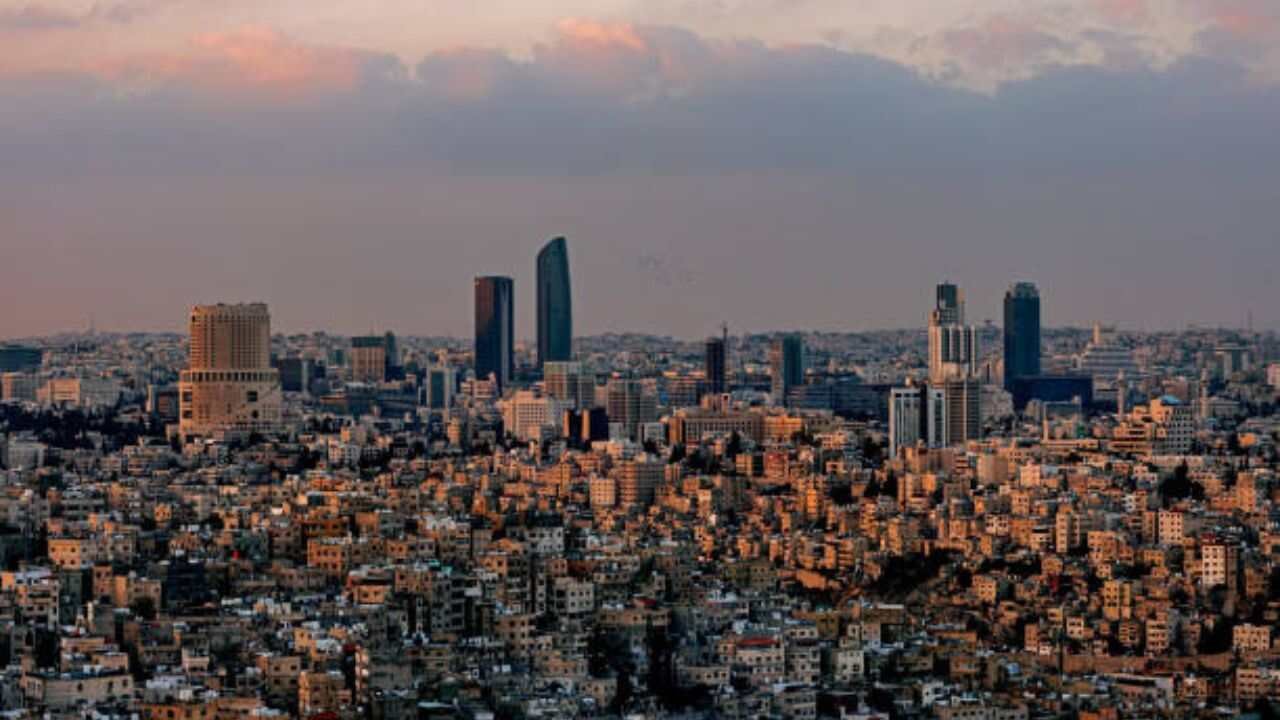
[417,47,519,102]
[98,26,392,99]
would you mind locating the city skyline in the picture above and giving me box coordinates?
[3,4,1280,717]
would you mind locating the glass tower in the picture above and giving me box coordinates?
[475,276,514,391]
[536,237,573,369]
[1003,282,1042,391]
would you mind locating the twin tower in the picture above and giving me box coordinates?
[475,237,572,390]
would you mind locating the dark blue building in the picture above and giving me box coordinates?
[1003,282,1041,391]
[475,276,514,391]
[536,237,573,370]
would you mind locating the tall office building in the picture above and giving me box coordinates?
[383,331,403,380]
[943,377,983,446]
[770,335,805,405]
[888,384,945,456]
[934,282,962,324]
[536,237,573,369]
[1004,282,1042,390]
[705,336,727,396]
[179,303,282,440]
[426,365,456,411]
[928,282,980,383]
[475,276,515,392]
[350,336,387,384]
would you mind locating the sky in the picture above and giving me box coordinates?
[1,0,1278,339]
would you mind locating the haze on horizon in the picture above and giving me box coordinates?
[1,0,1278,339]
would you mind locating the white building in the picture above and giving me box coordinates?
[501,390,567,442]
[888,385,944,456]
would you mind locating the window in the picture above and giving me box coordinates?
[247,390,259,403]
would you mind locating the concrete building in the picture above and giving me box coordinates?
[350,336,388,384]
[178,303,282,440]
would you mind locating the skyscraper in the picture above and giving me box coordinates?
[704,336,726,396]
[1004,282,1042,391]
[943,377,983,446]
[475,276,515,392]
[928,282,980,383]
[536,237,573,370]
[179,303,281,441]
[770,335,805,405]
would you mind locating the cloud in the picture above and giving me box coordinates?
[0,1,157,32]
[940,13,1075,77]
[0,20,1278,336]
[94,26,403,99]
[0,5,80,30]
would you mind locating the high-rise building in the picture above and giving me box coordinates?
[770,335,805,405]
[605,377,657,440]
[179,303,282,440]
[928,282,980,383]
[536,237,573,369]
[426,366,456,410]
[943,377,983,446]
[888,384,945,456]
[383,331,403,380]
[275,357,314,394]
[475,276,515,391]
[350,336,387,384]
[934,282,962,324]
[543,361,594,410]
[1004,282,1042,390]
[705,336,726,396]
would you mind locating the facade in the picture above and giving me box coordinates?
[928,283,980,383]
[274,357,314,394]
[705,336,727,396]
[770,335,805,405]
[501,390,565,442]
[543,361,594,410]
[2,372,38,402]
[616,458,664,511]
[178,303,282,440]
[350,336,387,384]
[1003,282,1042,391]
[888,385,945,456]
[1076,324,1139,382]
[426,366,456,410]
[475,276,515,391]
[536,237,573,369]
[606,377,658,441]
[37,377,121,408]
[1111,396,1195,455]
[943,377,983,446]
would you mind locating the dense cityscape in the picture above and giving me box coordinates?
[0,235,1277,720]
